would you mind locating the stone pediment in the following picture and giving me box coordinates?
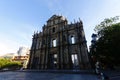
[47,15,60,21]
[50,15,57,20]
[47,14,67,25]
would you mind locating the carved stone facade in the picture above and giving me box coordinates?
[28,15,91,70]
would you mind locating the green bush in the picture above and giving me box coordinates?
[0,58,22,70]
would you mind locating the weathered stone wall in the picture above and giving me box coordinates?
[28,15,91,70]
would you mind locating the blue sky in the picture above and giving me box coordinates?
[0,0,120,56]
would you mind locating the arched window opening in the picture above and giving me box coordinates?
[53,39,57,47]
[71,36,75,44]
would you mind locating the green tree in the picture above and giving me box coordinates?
[94,16,120,68]
[94,16,119,34]
[0,58,22,70]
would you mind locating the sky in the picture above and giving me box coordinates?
[0,0,120,56]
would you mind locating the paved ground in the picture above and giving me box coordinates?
[110,76,120,80]
[0,71,99,80]
[101,70,120,80]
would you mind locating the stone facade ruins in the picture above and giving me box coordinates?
[28,15,90,70]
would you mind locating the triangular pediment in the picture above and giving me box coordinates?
[46,14,68,25]
[48,15,59,21]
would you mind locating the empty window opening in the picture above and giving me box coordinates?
[53,39,57,47]
[71,54,78,66]
[54,54,57,58]
[54,54,57,64]
[54,61,57,64]
[71,36,75,44]
[53,27,55,33]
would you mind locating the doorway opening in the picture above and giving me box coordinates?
[49,53,57,69]
[71,54,79,69]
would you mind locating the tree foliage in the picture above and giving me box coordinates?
[0,58,22,70]
[94,16,120,67]
[94,16,119,37]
